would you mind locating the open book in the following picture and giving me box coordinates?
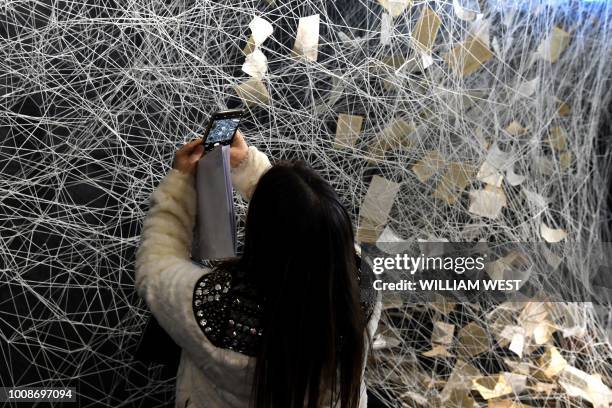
[191,145,237,260]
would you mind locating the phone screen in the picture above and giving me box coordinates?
[206,117,241,145]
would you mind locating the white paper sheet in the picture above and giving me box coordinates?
[537,26,570,63]
[476,160,503,187]
[522,187,549,209]
[242,48,268,78]
[378,0,412,18]
[293,14,320,62]
[376,226,411,254]
[360,175,401,226]
[517,76,539,97]
[380,12,392,45]
[233,77,271,106]
[540,222,567,243]
[505,166,526,186]
[249,16,273,47]
[334,113,363,149]
[412,5,441,53]
[412,150,444,183]
[453,0,479,21]
[469,186,507,219]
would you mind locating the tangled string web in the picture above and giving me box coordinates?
[1,0,611,406]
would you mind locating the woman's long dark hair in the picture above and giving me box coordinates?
[230,161,368,408]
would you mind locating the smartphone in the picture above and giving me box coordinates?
[201,109,245,151]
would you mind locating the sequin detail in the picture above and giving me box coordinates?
[192,268,263,357]
[192,256,377,357]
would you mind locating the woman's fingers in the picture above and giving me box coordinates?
[232,130,240,141]
[232,130,247,148]
[185,138,203,149]
[172,137,204,177]
[229,129,249,168]
[189,145,205,162]
[178,138,203,156]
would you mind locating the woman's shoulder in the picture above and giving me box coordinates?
[356,252,378,323]
[192,264,264,357]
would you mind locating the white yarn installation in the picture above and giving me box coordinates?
[0,0,611,406]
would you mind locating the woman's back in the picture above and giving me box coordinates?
[135,140,382,408]
[187,259,380,408]
[234,161,375,407]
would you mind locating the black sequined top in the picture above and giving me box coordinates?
[192,258,377,357]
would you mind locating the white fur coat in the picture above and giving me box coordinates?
[134,146,381,408]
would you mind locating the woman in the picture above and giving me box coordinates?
[135,130,381,408]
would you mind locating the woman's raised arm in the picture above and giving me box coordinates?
[229,130,272,200]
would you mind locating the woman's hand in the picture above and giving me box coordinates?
[173,138,205,177]
[173,129,247,176]
[230,130,249,168]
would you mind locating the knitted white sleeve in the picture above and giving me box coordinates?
[230,145,272,200]
[134,170,216,359]
[134,168,252,374]
[135,168,201,298]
